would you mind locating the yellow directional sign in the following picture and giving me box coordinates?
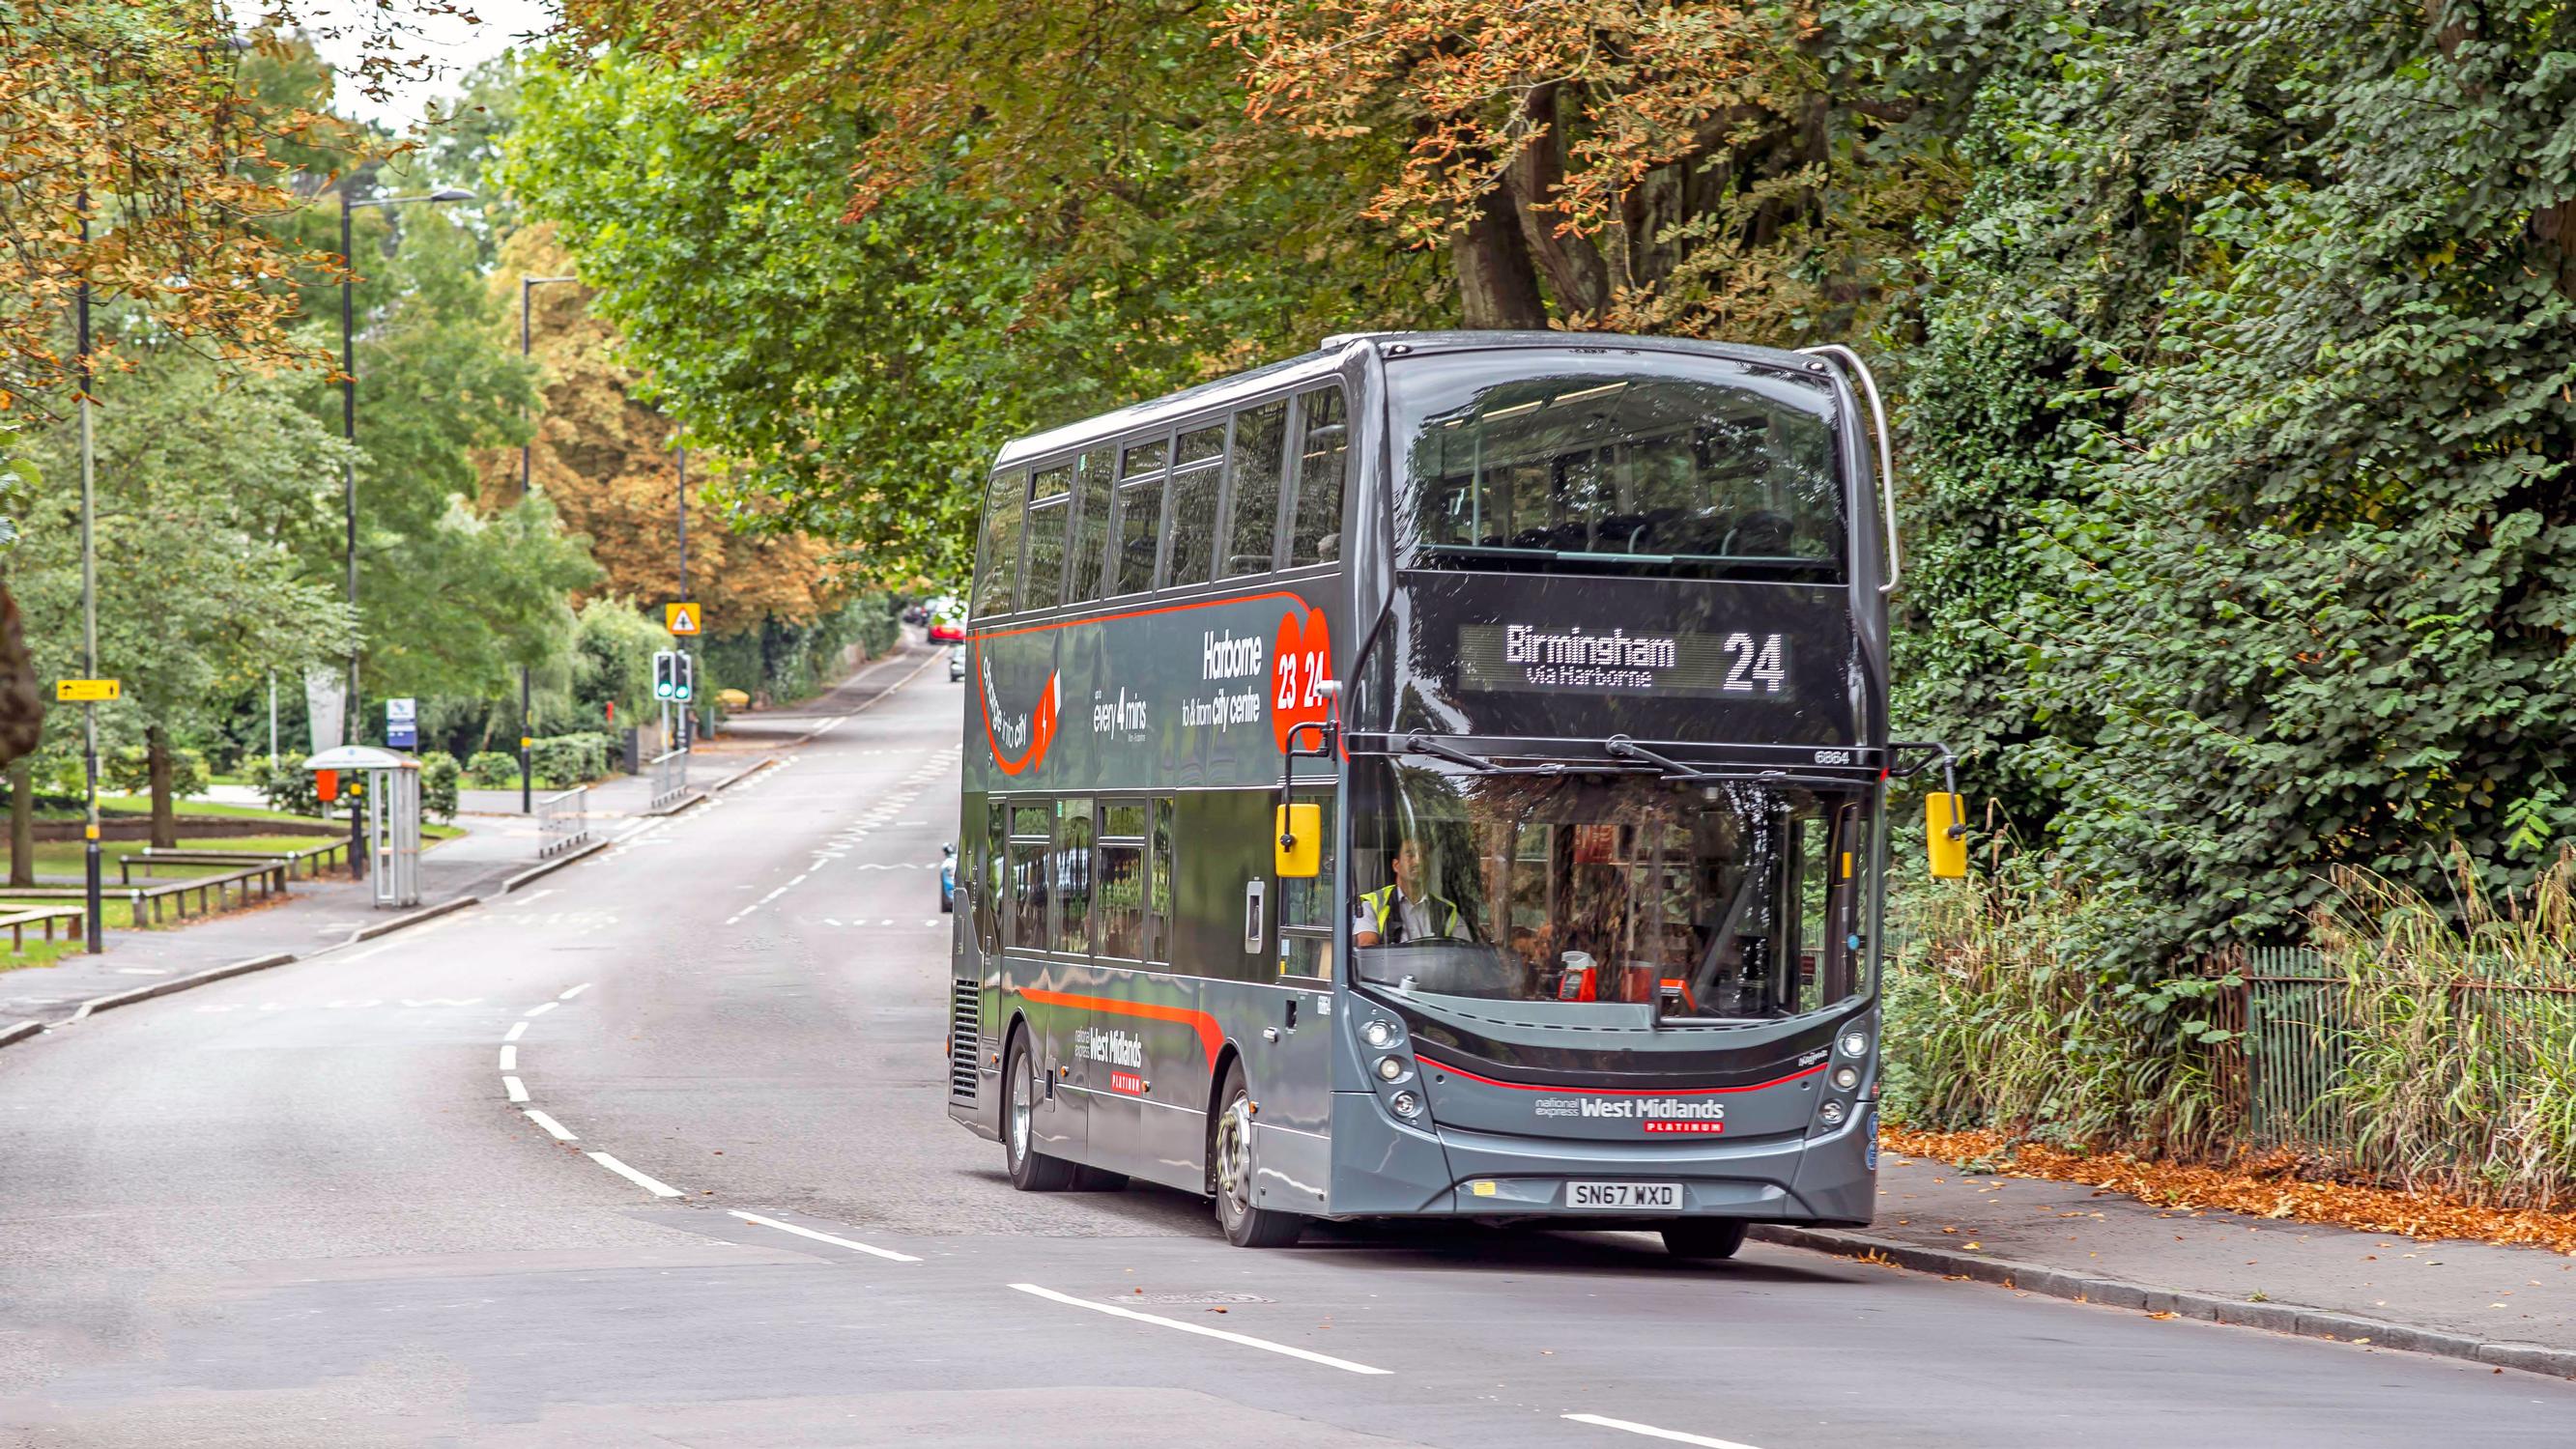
[665,602,701,636]
[55,678,119,702]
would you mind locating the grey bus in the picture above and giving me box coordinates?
[947,330,1962,1252]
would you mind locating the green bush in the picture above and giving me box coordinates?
[420,753,461,824]
[254,759,324,817]
[530,731,615,785]
[103,745,209,800]
[464,750,520,787]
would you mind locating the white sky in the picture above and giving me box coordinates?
[298,0,561,134]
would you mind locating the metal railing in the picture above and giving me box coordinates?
[2208,947,2355,1153]
[2208,944,2576,1163]
[537,785,590,859]
[647,748,690,810]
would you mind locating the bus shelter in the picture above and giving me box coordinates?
[304,745,421,909]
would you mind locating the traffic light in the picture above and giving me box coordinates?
[673,651,695,703]
[653,649,676,700]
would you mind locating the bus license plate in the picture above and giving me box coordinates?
[1565,1181,1681,1210]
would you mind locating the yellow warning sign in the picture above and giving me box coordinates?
[55,678,120,702]
[665,602,701,636]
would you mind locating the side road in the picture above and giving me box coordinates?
[0,741,783,1034]
[1757,1148,2576,1378]
[0,645,933,1033]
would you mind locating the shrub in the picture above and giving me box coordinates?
[464,750,520,787]
[530,731,614,785]
[254,759,324,817]
[419,753,461,824]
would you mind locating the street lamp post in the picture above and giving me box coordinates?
[75,203,100,953]
[675,441,690,752]
[519,273,574,813]
[337,184,471,878]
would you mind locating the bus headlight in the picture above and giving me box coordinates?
[1839,1030,1869,1059]
[1389,1091,1421,1119]
[1375,1055,1410,1083]
[1818,1100,1847,1125]
[1832,1066,1860,1091]
[1361,1019,1401,1050]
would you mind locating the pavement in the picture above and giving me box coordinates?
[1767,1148,2576,1374]
[0,650,2571,1447]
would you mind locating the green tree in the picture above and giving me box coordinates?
[507,32,1431,584]
[17,350,356,846]
[1886,0,2576,949]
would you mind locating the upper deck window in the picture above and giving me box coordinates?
[972,468,1025,619]
[1391,354,1843,582]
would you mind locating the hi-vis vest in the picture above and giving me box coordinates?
[1360,885,1462,943]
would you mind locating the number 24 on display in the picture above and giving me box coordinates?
[1722,633,1788,694]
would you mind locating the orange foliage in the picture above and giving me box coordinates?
[476,225,840,634]
[1884,1125,2576,1257]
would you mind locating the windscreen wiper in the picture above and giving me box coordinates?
[1605,735,1870,792]
[1401,732,1569,777]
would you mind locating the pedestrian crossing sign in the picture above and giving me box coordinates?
[666,602,701,636]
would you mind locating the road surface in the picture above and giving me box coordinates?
[3,665,2569,1447]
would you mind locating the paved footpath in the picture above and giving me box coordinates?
[1764,1145,2576,1374]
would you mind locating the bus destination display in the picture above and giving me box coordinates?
[1457,623,1788,697]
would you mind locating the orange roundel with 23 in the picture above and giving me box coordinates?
[1270,608,1332,753]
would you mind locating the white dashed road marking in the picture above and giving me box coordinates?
[729,1210,920,1264]
[589,1151,684,1198]
[524,1109,576,1142]
[1561,1415,1768,1449]
[1008,1283,1391,1376]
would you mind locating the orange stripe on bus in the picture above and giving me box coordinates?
[1019,988,1224,1065]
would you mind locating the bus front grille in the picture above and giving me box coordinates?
[948,979,981,1101]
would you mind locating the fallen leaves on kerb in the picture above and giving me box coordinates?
[1881,1124,2576,1256]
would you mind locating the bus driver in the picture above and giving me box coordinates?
[1353,837,1472,948]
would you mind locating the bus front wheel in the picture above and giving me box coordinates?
[1003,1031,1078,1192]
[1212,1064,1303,1248]
[1661,1219,1749,1261]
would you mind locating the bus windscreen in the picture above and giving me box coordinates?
[1349,760,1870,1020]
[1392,355,1845,581]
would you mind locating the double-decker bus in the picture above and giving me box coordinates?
[948,330,1961,1252]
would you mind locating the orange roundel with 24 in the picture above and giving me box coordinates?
[1270,608,1332,753]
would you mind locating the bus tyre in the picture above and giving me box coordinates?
[1212,1064,1303,1248]
[1662,1219,1749,1261]
[1003,1032,1077,1192]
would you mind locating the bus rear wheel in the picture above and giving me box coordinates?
[1003,1031,1077,1192]
[1212,1064,1303,1248]
[1661,1219,1749,1261]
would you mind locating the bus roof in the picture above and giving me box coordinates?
[989,331,1839,469]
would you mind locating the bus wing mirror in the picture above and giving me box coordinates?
[1275,803,1322,879]
[1927,792,1968,879]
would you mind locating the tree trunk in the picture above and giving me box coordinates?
[1450,190,1551,330]
[1505,83,1614,321]
[7,758,32,889]
[0,585,43,770]
[146,724,177,850]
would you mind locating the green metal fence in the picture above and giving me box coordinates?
[2214,946,2353,1152]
